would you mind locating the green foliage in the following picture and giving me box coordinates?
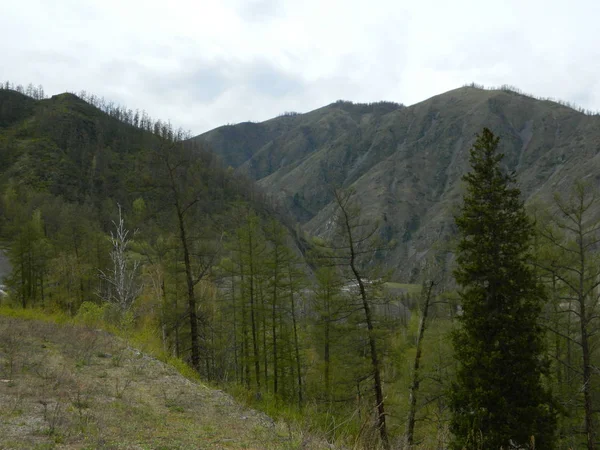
[75,302,107,327]
[309,188,394,447]
[218,210,309,409]
[533,182,600,449]
[0,304,70,324]
[165,356,203,382]
[4,208,50,307]
[450,128,556,449]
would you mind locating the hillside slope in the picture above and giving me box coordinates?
[0,87,312,395]
[0,89,164,205]
[0,88,296,240]
[195,87,600,280]
[0,314,323,449]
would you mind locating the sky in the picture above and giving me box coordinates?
[2,0,599,135]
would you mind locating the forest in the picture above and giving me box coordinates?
[1,82,600,449]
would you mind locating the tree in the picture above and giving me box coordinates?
[97,204,141,311]
[264,218,304,399]
[314,188,390,449]
[537,182,600,450]
[405,277,438,448]
[6,208,49,308]
[283,253,306,408]
[311,265,347,403]
[450,128,556,449]
[233,209,267,392]
[143,138,222,372]
[265,219,286,397]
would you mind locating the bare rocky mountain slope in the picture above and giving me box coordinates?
[195,86,600,280]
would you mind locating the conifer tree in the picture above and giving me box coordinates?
[450,128,556,449]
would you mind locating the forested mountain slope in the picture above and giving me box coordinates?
[0,87,304,378]
[0,90,157,204]
[0,88,404,448]
[196,86,600,280]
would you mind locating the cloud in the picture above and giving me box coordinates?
[1,0,599,134]
[248,62,303,97]
[238,0,284,22]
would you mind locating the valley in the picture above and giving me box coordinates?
[1,83,599,449]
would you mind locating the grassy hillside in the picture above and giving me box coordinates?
[196,86,600,281]
[0,312,322,449]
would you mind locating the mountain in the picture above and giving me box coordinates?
[0,89,164,206]
[0,88,285,240]
[195,86,600,281]
[0,86,305,325]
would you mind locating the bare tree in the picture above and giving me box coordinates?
[98,204,142,311]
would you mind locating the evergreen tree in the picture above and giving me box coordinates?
[450,128,556,449]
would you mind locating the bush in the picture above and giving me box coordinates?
[75,302,106,328]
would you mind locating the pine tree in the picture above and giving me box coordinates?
[450,128,556,449]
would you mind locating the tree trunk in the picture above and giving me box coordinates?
[289,282,303,408]
[176,205,200,372]
[337,190,389,449]
[272,272,279,395]
[241,270,251,389]
[579,236,595,450]
[232,275,239,384]
[249,235,261,391]
[324,315,330,401]
[260,283,268,389]
[406,280,435,447]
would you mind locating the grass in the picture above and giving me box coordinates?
[0,309,324,449]
[1,304,449,449]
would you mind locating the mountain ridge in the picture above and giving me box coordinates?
[195,86,600,280]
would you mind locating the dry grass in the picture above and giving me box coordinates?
[0,315,324,449]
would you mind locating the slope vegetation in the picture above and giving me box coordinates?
[196,87,600,280]
[0,313,317,449]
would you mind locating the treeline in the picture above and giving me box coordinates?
[333,99,404,108]
[464,81,600,116]
[0,81,191,142]
[1,81,47,100]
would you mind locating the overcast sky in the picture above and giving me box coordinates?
[2,0,599,135]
